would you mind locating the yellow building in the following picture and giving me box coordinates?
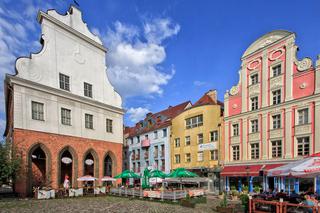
[170,90,224,177]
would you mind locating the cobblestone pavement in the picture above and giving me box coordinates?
[0,196,220,213]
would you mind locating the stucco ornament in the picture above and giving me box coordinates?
[73,44,86,64]
[232,104,238,109]
[299,83,307,89]
[269,48,284,61]
[295,58,312,71]
[229,70,241,96]
[247,59,261,70]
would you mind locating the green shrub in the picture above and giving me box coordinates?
[219,193,228,207]
[240,194,249,212]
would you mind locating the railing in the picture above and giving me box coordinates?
[110,188,187,201]
[249,198,320,213]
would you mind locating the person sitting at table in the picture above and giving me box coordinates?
[276,189,287,199]
[303,195,317,213]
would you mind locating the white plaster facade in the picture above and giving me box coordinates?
[5,6,124,143]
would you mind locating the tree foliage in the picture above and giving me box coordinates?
[0,142,21,185]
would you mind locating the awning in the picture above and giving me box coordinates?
[220,165,263,177]
[262,164,284,174]
[141,139,150,148]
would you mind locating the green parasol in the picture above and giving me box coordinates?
[150,169,167,178]
[114,170,141,179]
[142,168,151,189]
[167,168,198,178]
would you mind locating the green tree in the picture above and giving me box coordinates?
[0,141,22,185]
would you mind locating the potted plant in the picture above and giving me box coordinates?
[231,190,239,201]
[216,193,234,213]
[180,194,196,208]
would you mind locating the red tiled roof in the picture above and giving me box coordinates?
[193,93,216,107]
[128,101,190,137]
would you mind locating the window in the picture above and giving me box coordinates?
[271,140,282,158]
[31,101,44,121]
[106,119,113,133]
[85,114,93,129]
[175,154,180,164]
[161,159,165,171]
[132,162,135,171]
[154,146,159,158]
[272,90,281,105]
[251,143,259,159]
[185,136,191,146]
[197,151,204,161]
[136,136,140,143]
[59,73,70,91]
[297,137,310,156]
[61,108,71,125]
[185,153,191,163]
[154,131,158,139]
[272,114,281,129]
[198,133,203,144]
[84,82,92,98]
[233,124,239,136]
[251,97,258,110]
[137,162,140,172]
[273,64,281,77]
[251,73,259,85]
[232,145,240,161]
[186,115,203,129]
[298,109,309,125]
[210,150,218,160]
[175,138,180,147]
[251,119,259,133]
[210,131,218,141]
[162,129,167,137]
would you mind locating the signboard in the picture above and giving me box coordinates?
[198,142,217,151]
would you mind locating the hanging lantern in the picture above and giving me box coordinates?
[85,159,94,165]
[61,157,72,164]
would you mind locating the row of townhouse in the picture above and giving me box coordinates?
[123,30,320,193]
[123,90,224,188]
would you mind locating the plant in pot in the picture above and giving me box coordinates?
[239,194,249,213]
[216,193,234,213]
[231,190,240,201]
[180,194,196,208]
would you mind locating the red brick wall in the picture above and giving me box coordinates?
[13,128,122,197]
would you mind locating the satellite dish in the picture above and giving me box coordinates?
[61,157,72,164]
[85,159,94,165]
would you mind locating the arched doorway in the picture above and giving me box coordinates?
[104,155,112,177]
[84,153,95,176]
[31,147,46,188]
[60,150,73,187]
[27,143,51,195]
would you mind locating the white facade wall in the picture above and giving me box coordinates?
[9,6,124,143]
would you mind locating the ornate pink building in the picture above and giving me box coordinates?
[221,30,320,192]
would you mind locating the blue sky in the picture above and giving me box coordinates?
[0,0,320,133]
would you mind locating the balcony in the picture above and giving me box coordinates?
[295,124,311,136]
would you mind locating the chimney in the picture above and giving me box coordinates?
[206,89,217,103]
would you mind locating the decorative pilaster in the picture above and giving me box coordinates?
[241,62,247,113]
[262,113,268,159]
[315,55,320,94]
[285,37,295,101]
[314,101,320,153]
[262,51,268,107]
[285,107,292,159]
[242,119,248,160]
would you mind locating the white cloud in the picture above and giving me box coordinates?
[127,107,150,123]
[193,80,208,87]
[96,18,180,98]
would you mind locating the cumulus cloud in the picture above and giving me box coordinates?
[0,0,67,136]
[127,107,150,123]
[96,18,180,98]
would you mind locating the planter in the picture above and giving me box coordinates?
[180,199,196,208]
[36,190,51,199]
[216,206,234,213]
[74,188,83,197]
